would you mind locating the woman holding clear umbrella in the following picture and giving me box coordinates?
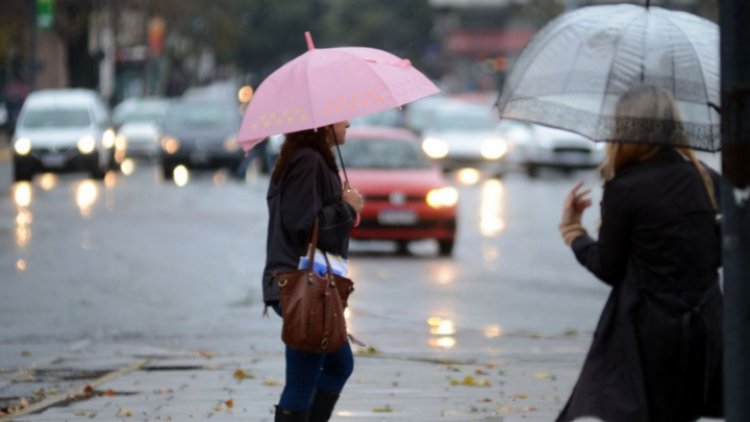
[557,85,723,421]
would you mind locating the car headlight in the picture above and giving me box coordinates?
[480,138,509,160]
[422,137,449,159]
[77,135,96,154]
[426,186,459,208]
[160,136,181,154]
[115,133,128,151]
[14,137,32,155]
[102,129,116,149]
[223,135,239,152]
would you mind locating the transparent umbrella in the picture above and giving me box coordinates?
[496,3,720,151]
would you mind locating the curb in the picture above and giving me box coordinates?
[0,359,150,422]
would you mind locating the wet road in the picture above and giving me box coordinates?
[0,160,612,364]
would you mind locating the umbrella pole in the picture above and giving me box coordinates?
[332,132,350,189]
[720,0,750,419]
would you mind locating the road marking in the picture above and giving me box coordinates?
[0,358,150,421]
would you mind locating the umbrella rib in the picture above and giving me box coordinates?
[304,54,317,129]
[333,48,406,109]
[597,11,643,138]
[664,14,712,106]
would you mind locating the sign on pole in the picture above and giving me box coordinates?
[36,0,54,30]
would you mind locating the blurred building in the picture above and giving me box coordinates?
[428,0,715,93]
[429,0,544,93]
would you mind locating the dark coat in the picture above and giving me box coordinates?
[261,147,356,305]
[557,148,723,422]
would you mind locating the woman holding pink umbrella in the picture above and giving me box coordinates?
[263,120,363,421]
[240,33,439,421]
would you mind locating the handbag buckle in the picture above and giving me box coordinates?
[278,277,288,287]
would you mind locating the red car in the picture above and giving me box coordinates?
[340,127,458,256]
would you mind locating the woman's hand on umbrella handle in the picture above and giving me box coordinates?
[561,180,592,226]
[343,187,364,214]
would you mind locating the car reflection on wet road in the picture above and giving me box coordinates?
[1,161,609,361]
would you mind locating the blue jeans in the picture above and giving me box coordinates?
[272,304,354,411]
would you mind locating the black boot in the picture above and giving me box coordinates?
[275,405,309,421]
[308,389,340,422]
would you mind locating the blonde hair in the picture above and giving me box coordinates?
[599,86,717,210]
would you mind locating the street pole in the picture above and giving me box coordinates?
[719,0,750,420]
[28,0,37,91]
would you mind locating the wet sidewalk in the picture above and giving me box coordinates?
[2,338,586,422]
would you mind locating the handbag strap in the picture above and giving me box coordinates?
[306,218,320,267]
[305,218,335,276]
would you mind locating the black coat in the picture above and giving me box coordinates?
[557,148,723,422]
[261,148,356,305]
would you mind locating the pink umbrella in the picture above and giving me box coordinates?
[237,32,440,151]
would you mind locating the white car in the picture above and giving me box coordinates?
[514,124,605,178]
[113,97,170,159]
[419,100,509,176]
[11,89,116,181]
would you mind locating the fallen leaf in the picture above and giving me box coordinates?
[104,389,116,397]
[198,350,216,358]
[225,399,234,409]
[564,329,579,337]
[116,407,133,417]
[355,346,380,356]
[475,369,489,376]
[82,384,94,395]
[262,379,280,386]
[450,375,491,387]
[20,350,32,357]
[74,410,96,417]
[233,368,255,380]
[373,405,393,413]
[511,393,528,400]
[533,372,556,380]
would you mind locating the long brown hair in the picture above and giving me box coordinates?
[271,126,338,183]
[599,86,717,210]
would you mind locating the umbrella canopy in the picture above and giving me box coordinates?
[238,32,440,151]
[496,4,720,151]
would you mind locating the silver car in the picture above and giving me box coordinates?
[514,124,606,178]
[11,89,115,181]
[113,97,170,159]
[419,100,509,177]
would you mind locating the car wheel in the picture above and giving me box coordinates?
[162,163,175,180]
[525,164,539,179]
[13,165,33,182]
[438,239,454,257]
[90,163,106,180]
[395,240,410,256]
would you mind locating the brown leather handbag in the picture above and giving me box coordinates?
[276,219,354,353]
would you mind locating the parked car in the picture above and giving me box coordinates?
[419,100,510,177]
[514,124,605,178]
[113,97,170,159]
[11,89,115,181]
[158,99,243,179]
[341,127,458,256]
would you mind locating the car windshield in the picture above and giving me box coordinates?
[340,138,431,169]
[433,107,497,131]
[113,102,168,125]
[164,103,237,129]
[21,107,91,129]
